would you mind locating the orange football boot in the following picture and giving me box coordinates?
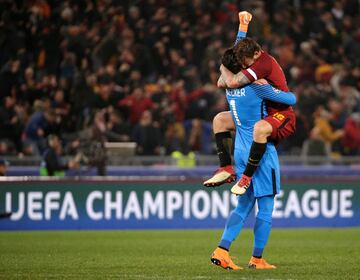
[210,247,242,270]
[248,256,276,269]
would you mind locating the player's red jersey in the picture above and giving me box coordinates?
[241,51,291,115]
[241,51,295,143]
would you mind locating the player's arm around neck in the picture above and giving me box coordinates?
[217,75,227,88]
[220,64,251,88]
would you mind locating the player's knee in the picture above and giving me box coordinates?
[234,202,253,221]
[213,111,235,132]
[233,208,248,222]
[254,120,272,139]
[257,196,274,223]
[256,210,272,223]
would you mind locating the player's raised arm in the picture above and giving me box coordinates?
[235,11,252,44]
[217,11,252,89]
[219,11,253,88]
[251,83,297,105]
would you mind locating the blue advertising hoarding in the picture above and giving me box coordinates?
[0,178,359,230]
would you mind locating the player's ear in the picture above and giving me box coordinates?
[254,51,261,59]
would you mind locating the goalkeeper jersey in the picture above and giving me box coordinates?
[226,84,296,197]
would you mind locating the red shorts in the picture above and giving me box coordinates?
[264,110,296,143]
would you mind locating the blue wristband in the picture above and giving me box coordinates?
[235,31,247,44]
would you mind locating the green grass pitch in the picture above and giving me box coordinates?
[0,228,359,279]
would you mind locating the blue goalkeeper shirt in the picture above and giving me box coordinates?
[227,84,296,197]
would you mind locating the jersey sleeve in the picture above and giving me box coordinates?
[235,31,247,45]
[251,84,296,105]
[241,53,272,82]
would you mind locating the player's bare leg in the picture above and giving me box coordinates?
[212,111,235,133]
[204,111,236,187]
[231,120,272,195]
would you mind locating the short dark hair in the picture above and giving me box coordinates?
[221,48,241,73]
[234,37,261,63]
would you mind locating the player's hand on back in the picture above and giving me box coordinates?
[253,79,268,85]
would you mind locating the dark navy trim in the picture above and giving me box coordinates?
[278,117,290,130]
[272,168,276,195]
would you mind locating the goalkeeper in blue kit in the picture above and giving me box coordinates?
[211,49,296,270]
[209,23,297,269]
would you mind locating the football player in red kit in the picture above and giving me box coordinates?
[204,12,296,195]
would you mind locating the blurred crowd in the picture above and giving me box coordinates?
[0,0,359,161]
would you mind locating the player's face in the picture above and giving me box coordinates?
[240,51,261,69]
[240,57,255,69]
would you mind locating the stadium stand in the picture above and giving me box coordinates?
[0,0,359,168]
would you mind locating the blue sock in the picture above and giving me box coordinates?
[219,187,255,251]
[252,246,264,258]
[219,240,231,251]
[253,195,274,258]
[253,218,271,257]
[219,211,245,251]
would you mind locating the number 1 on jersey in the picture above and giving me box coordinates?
[229,99,241,126]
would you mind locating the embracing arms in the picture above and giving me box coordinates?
[219,64,251,88]
[252,84,296,105]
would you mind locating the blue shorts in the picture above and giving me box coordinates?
[234,147,280,197]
